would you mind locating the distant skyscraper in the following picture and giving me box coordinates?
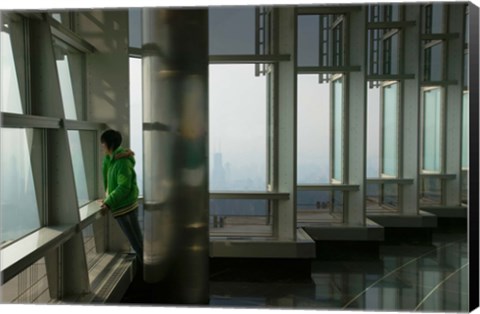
[211,152,226,190]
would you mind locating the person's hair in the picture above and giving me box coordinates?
[101,129,122,151]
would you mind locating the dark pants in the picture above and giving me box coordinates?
[115,208,143,264]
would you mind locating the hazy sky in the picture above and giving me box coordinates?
[128,6,384,188]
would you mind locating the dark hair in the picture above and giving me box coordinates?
[101,129,122,151]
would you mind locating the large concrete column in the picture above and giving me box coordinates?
[142,9,209,304]
[400,5,421,215]
[276,7,297,241]
[345,7,368,226]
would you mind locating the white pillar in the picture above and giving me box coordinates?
[400,5,422,215]
[276,7,297,240]
[345,7,368,226]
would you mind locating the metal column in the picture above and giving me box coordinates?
[142,9,209,304]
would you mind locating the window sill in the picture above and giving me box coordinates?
[79,200,105,230]
[1,225,76,283]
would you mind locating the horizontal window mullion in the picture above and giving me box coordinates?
[367,21,416,29]
[421,33,460,41]
[297,184,359,192]
[1,113,60,129]
[209,192,289,200]
[420,173,456,180]
[297,66,361,74]
[297,6,362,15]
[48,16,96,54]
[367,74,415,81]
[62,119,106,131]
[209,54,290,63]
[421,80,458,87]
[367,178,414,185]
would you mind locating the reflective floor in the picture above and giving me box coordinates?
[209,231,468,312]
[120,228,468,311]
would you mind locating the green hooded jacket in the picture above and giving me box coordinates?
[102,146,139,216]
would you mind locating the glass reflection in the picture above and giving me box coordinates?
[54,38,84,120]
[297,15,320,67]
[423,88,442,172]
[209,7,256,55]
[0,15,24,114]
[297,75,330,184]
[67,130,95,207]
[209,64,267,192]
[209,231,467,312]
[0,128,41,244]
[420,176,442,205]
[209,199,271,237]
[382,82,398,177]
[297,190,343,224]
[129,57,144,195]
[332,77,343,182]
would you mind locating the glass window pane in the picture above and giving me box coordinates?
[464,53,469,89]
[129,58,143,195]
[423,88,442,172]
[420,176,441,205]
[367,183,381,210]
[389,33,399,75]
[49,12,72,30]
[68,130,96,207]
[209,7,256,55]
[367,86,380,178]
[382,183,398,209]
[210,199,271,237]
[297,75,330,184]
[428,43,443,81]
[54,38,84,120]
[382,83,398,176]
[332,77,343,182]
[128,8,142,49]
[1,15,25,114]
[431,4,445,33]
[1,128,41,243]
[0,258,49,303]
[332,23,343,67]
[390,4,400,21]
[297,15,320,67]
[462,92,469,169]
[209,64,267,191]
[297,190,343,224]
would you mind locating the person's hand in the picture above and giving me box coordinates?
[100,202,110,215]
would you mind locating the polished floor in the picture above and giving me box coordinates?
[122,227,469,312]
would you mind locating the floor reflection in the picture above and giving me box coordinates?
[209,231,468,312]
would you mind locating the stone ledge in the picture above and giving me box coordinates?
[210,229,316,258]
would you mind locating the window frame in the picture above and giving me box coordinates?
[420,86,445,174]
[380,80,400,178]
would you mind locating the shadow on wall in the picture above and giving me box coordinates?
[76,10,130,139]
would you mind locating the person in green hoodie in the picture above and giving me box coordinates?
[100,129,143,264]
